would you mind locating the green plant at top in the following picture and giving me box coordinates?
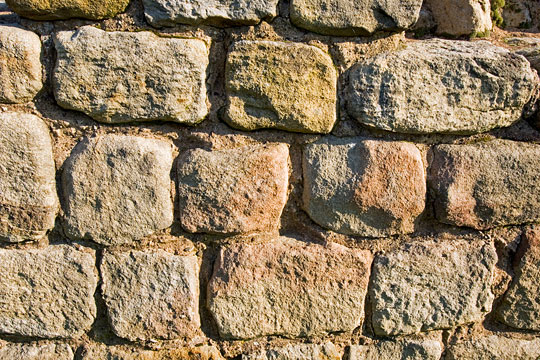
[491,0,506,27]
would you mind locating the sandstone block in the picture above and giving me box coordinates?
[425,0,492,36]
[0,245,97,338]
[177,144,288,234]
[346,39,539,134]
[208,237,372,339]
[349,340,442,360]
[101,250,199,341]
[224,41,337,134]
[53,26,208,124]
[82,344,223,360]
[0,112,57,242]
[303,138,425,237]
[429,140,540,230]
[370,240,496,336]
[0,343,73,360]
[290,0,423,36]
[445,336,540,360]
[6,0,128,19]
[243,342,340,360]
[62,134,173,246]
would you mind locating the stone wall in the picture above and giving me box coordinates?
[0,0,540,359]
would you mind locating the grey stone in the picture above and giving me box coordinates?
[101,250,200,341]
[62,134,173,246]
[349,340,442,360]
[0,343,73,359]
[346,39,539,134]
[429,140,540,230]
[208,236,372,339]
[6,0,129,20]
[506,37,540,73]
[0,112,57,242]
[370,240,496,336]
[242,342,341,360]
[445,336,540,360]
[425,0,492,36]
[502,0,534,29]
[0,245,97,338]
[303,137,425,237]
[53,26,208,124]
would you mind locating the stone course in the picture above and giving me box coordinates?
[243,342,341,360]
[0,343,73,360]
[6,0,128,19]
[445,336,540,359]
[349,340,442,360]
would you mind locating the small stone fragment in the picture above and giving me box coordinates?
[82,344,224,360]
[303,137,425,237]
[208,237,372,339]
[101,250,199,341]
[0,343,73,360]
[346,39,539,134]
[243,342,341,360]
[0,112,57,242]
[53,26,208,124]
[6,0,129,19]
[445,336,540,360]
[370,240,496,336]
[224,41,337,134]
[62,134,173,246]
[429,140,540,230]
[177,144,288,234]
[0,245,97,338]
[349,340,442,360]
[425,0,492,36]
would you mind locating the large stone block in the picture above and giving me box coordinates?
[53,26,208,124]
[425,0,492,36]
[224,41,337,134]
[62,134,173,246]
[0,112,57,242]
[445,336,540,360]
[243,342,341,360]
[208,237,372,339]
[177,144,288,234]
[303,138,425,237]
[346,39,539,134]
[6,0,129,19]
[81,344,224,360]
[0,343,73,360]
[101,250,199,341]
[370,240,496,336]
[349,340,442,360]
[429,140,540,230]
[0,245,97,338]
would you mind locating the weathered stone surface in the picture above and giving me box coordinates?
[208,237,372,339]
[62,134,173,246]
[445,336,540,360]
[243,342,341,360]
[224,41,337,134]
[53,26,208,124]
[0,25,42,103]
[502,0,533,28]
[497,226,540,330]
[510,38,540,73]
[0,245,97,338]
[143,0,279,27]
[6,0,128,19]
[177,144,288,234]
[303,138,425,237]
[349,340,442,360]
[101,250,199,341]
[82,344,224,360]
[370,240,496,336]
[0,343,73,359]
[0,112,57,242]
[429,140,540,230]
[290,0,422,36]
[346,39,539,134]
[425,0,491,36]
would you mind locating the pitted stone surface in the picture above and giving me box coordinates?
[290,0,423,36]
[62,134,173,246]
[303,138,425,237]
[347,39,539,134]
[143,0,279,27]
[224,41,337,134]
[0,343,73,359]
[445,336,540,360]
[349,340,442,360]
[425,0,492,36]
[6,0,129,19]
[0,112,57,242]
[82,344,224,360]
[208,237,372,339]
[429,140,540,230]
[177,144,288,234]
[101,250,200,341]
[53,26,208,124]
[0,245,97,338]
[0,25,42,103]
[242,342,341,360]
[370,240,496,336]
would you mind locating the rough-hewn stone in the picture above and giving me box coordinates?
[62,134,173,246]
[0,343,73,359]
[370,240,496,336]
[143,0,279,27]
[502,0,539,29]
[208,237,372,339]
[346,39,539,134]
[429,140,540,230]
[53,26,208,124]
[349,340,442,360]
[243,342,341,360]
[82,344,224,360]
[445,336,540,360]
[224,41,337,134]
[0,245,97,338]
[6,0,128,19]
[303,138,425,237]
[290,0,423,36]
[0,112,57,242]
[101,250,199,341]
[177,144,288,234]
[425,0,492,36]
[513,38,540,72]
